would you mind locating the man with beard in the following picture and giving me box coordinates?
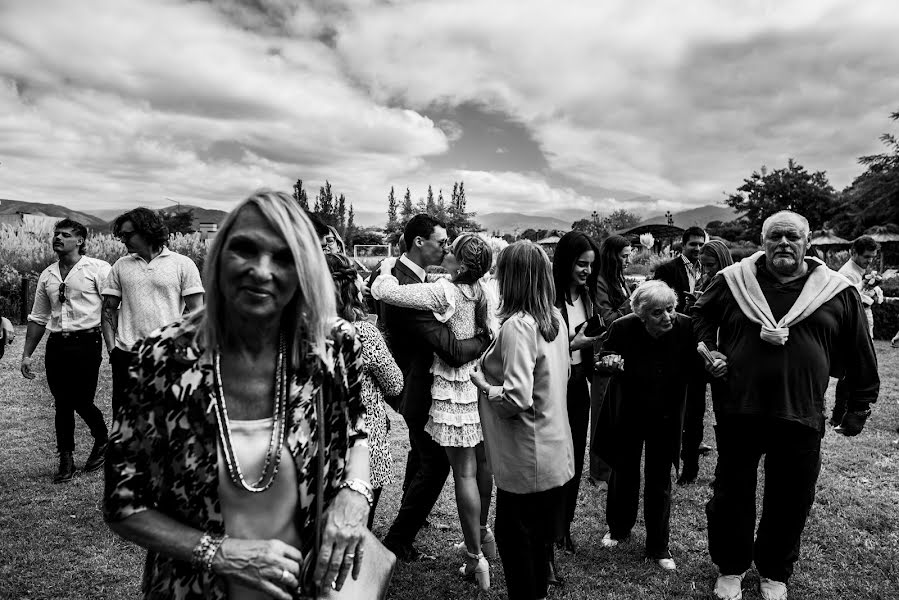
[20,219,111,482]
[693,210,879,600]
[375,214,492,561]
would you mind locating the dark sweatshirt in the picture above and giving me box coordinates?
[692,257,879,432]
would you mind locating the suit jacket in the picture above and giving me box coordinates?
[652,257,692,313]
[593,313,694,473]
[594,275,632,325]
[374,259,488,425]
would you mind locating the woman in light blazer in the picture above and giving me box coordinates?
[471,240,575,600]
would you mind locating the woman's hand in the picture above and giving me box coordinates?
[212,538,303,600]
[313,486,370,592]
[378,257,397,276]
[705,351,728,378]
[595,353,624,372]
[570,326,600,352]
[469,364,488,392]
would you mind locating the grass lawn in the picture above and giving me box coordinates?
[1,325,897,599]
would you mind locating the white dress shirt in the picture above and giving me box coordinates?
[28,256,111,333]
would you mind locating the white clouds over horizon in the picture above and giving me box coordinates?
[1,0,898,220]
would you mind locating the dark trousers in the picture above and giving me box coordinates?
[384,417,450,547]
[45,331,107,453]
[831,377,851,424]
[562,364,590,526]
[495,486,564,600]
[589,375,612,482]
[706,417,822,583]
[606,421,674,558]
[681,372,708,469]
[109,347,137,419]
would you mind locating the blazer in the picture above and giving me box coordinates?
[374,259,488,425]
[594,275,632,325]
[593,313,695,473]
[652,257,691,312]
[478,311,575,494]
[557,286,598,377]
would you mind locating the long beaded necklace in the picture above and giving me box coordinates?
[213,336,288,493]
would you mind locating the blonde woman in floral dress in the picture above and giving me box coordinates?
[372,234,494,590]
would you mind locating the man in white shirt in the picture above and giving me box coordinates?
[831,235,881,426]
[20,219,111,483]
[101,208,204,417]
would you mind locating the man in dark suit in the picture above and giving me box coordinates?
[375,214,491,560]
[652,226,710,483]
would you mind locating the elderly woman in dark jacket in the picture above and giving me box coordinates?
[594,280,696,571]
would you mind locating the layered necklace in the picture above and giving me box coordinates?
[213,336,288,493]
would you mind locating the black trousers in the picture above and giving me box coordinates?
[605,420,675,558]
[495,486,565,600]
[109,347,137,419]
[562,364,590,526]
[384,417,450,547]
[45,331,107,453]
[680,369,708,469]
[589,375,612,482]
[706,417,822,583]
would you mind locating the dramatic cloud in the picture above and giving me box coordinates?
[1,0,897,220]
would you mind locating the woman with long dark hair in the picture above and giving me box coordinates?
[325,253,404,529]
[589,235,633,485]
[551,231,602,557]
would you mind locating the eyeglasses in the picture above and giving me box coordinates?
[58,283,67,304]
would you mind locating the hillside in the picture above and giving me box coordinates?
[477,212,570,234]
[641,204,739,228]
[0,198,107,228]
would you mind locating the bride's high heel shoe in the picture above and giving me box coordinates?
[459,551,490,591]
[452,526,497,560]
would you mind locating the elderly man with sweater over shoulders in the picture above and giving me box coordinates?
[692,210,879,600]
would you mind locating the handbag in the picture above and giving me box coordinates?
[299,374,396,600]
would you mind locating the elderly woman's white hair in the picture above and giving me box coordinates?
[630,280,678,320]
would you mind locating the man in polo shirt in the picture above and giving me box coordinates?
[694,210,879,600]
[101,208,204,417]
[20,219,111,483]
[653,225,712,483]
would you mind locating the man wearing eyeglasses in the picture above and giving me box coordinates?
[20,219,112,483]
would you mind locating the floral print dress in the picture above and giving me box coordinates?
[354,319,404,488]
[372,275,491,448]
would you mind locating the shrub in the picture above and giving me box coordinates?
[880,276,899,298]
[872,299,899,340]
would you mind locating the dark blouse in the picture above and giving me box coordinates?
[104,311,366,600]
[692,258,879,432]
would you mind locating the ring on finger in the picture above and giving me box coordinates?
[280,569,291,584]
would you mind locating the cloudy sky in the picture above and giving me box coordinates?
[1,0,898,223]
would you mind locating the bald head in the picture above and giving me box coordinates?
[761,211,810,241]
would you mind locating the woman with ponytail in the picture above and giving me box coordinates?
[325,253,404,528]
[371,234,495,591]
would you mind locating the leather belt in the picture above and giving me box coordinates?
[49,327,101,339]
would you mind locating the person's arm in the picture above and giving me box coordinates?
[101,296,120,354]
[21,275,51,378]
[370,273,452,314]
[180,258,205,313]
[360,325,404,398]
[409,310,490,367]
[1,316,13,346]
[836,289,880,436]
[691,274,729,377]
[473,317,539,419]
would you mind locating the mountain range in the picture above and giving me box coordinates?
[3,198,739,235]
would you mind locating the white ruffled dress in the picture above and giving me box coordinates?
[372,275,492,448]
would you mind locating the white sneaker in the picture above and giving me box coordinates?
[600,532,618,548]
[657,558,676,571]
[713,572,746,600]
[759,578,787,600]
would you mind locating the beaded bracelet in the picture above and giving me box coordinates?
[203,534,228,572]
[338,478,374,508]
[191,533,228,572]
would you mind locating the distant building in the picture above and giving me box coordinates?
[193,220,219,240]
